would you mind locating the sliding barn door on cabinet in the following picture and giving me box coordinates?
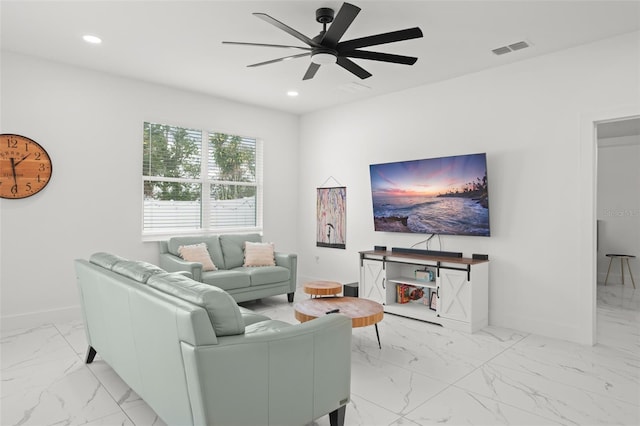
[360,259,385,305]
[437,268,471,323]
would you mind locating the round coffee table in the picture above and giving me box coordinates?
[303,280,342,297]
[294,297,384,348]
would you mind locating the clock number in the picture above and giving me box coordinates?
[34,152,41,160]
[26,182,32,192]
[11,184,18,194]
[7,138,17,149]
[39,164,46,172]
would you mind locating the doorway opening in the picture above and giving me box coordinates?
[594,117,640,348]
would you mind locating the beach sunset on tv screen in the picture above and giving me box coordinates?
[369,153,490,236]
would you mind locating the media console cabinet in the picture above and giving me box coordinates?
[359,250,489,333]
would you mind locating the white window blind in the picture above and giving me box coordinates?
[142,123,262,238]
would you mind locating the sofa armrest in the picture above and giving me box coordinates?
[274,252,296,268]
[275,252,297,291]
[181,314,351,426]
[159,253,203,282]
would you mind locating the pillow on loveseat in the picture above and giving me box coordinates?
[219,233,262,269]
[147,272,245,337]
[244,242,276,267]
[178,243,217,271]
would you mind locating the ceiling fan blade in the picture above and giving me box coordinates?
[342,50,418,65]
[247,52,311,68]
[222,41,312,51]
[321,2,361,47]
[303,63,321,80]
[336,56,372,79]
[253,12,321,48]
[338,27,423,51]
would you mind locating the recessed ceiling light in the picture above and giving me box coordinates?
[82,35,102,44]
[287,91,299,97]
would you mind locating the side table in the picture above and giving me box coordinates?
[303,281,342,298]
[604,254,636,288]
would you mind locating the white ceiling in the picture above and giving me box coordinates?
[2,1,639,115]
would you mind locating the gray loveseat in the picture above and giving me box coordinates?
[159,234,297,303]
[75,252,351,426]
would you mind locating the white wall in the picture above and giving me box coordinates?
[297,31,640,344]
[0,52,299,329]
[597,137,640,283]
[3,31,639,344]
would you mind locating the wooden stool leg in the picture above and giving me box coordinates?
[625,258,636,289]
[604,257,614,286]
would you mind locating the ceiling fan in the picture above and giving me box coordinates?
[223,2,423,80]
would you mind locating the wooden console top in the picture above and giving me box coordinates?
[359,250,489,265]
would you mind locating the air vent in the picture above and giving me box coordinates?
[508,41,529,51]
[492,40,530,55]
[491,46,512,56]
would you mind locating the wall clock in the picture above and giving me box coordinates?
[0,134,53,199]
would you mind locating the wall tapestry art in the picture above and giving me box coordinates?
[316,186,346,249]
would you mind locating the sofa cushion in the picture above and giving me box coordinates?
[89,252,127,270]
[219,233,262,269]
[112,260,166,283]
[233,266,290,287]
[238,306,271,326]
[201,270,251,291]
[178,243,217,271]
[243,242,275,267]
[147,272,245,337]
[168,236,226,270]
[244,319,292,335]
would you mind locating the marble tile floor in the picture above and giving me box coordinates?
[1,282,638,426]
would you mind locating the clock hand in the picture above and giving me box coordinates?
[10,158,18,190]
[14,153,31,167]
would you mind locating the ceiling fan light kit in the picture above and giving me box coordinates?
[223,2,423,81]
[311,51,337,65]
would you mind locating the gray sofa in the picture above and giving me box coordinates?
[75,252,352,426]
[159,234,297,303]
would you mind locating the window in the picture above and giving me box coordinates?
[142,122,262,237]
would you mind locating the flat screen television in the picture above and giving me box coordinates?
[369,153,490,236]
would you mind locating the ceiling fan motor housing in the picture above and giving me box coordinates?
[316,7,335,24]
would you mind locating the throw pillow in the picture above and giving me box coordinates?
[244,241,275,267]
[178,243,217,271]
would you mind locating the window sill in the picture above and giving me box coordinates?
[142,227,263,242]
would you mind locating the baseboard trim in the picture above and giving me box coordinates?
[490,311,592,345]
[1,305,83,332]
